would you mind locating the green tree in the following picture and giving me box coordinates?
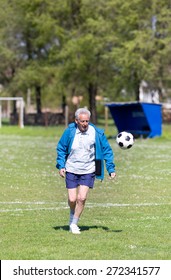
[54,0,171,121]
[107,0,171,100]
[0,0,67,114]
[1,0,171,122]
[55,0,122,123]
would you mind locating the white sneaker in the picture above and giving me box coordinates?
[69,223,81,234]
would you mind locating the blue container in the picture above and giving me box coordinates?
[106,102,162,138]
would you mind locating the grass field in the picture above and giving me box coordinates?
[0,124,171,260]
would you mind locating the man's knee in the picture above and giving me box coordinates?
[77,194,87,204]
[68,196,76,204]
[68,189,77,204]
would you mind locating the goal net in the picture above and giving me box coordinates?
[0,97,24,128]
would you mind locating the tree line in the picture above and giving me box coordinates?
[0,0,171,123]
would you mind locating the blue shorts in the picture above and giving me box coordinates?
[66,172,95,189]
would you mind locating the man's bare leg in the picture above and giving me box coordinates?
[68,185,89,233]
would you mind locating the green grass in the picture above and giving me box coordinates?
[0,124,171,260]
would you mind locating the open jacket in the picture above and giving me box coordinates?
[56,122,115,180]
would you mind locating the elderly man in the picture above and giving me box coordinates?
[56,108,116,234]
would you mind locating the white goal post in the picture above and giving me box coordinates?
[0,97,24,128]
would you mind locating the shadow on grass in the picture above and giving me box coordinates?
[53,225,122,233]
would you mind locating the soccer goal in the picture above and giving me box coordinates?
[0,97,24,128]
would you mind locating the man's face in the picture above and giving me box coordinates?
[75,113,90,132]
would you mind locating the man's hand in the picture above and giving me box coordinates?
[109,172,116,179]
[59,168,66,178]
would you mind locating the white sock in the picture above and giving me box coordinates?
[69,209,75,225]
[71,216,79,225]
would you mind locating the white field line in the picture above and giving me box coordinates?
[0,201,171,213]
[0,207,69,213]
[0,201,61,205]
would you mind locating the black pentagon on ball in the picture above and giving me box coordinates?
[127,144,132,149]
[118,142,124,147]
[117,133,122,138]
[125,135,131,141]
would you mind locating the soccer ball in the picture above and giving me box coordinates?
[116,131,134,149]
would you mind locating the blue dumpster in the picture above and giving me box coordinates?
[106,102,162,138]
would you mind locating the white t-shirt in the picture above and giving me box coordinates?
[65,125,95,174]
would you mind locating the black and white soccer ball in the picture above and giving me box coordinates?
[116,131,134,149]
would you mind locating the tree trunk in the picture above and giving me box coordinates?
[88,83,97,124]
[133,72,141,101]
[35,85,42,114]
[135,80,140,101]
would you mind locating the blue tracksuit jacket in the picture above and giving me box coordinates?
[56,122,115,180]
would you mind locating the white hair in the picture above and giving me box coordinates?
[75,108,91,120]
